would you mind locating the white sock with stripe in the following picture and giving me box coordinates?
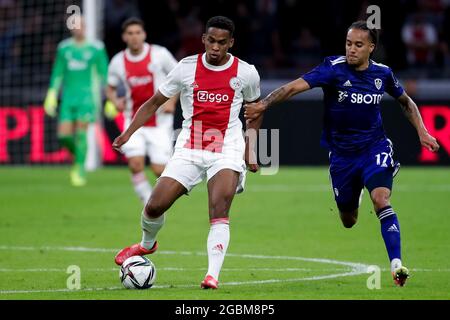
[206,218,230,281]
[131,172,152,204]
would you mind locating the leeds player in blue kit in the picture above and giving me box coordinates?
[244,21,440,286]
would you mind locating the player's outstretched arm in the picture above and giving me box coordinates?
[244,78,310,121]
[397,92,440,152]
[245,100,264,172]
[112,91,169,151]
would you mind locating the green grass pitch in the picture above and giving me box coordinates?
[0,166,449,299]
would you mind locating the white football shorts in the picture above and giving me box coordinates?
[160,149,247,194]
[121,115,174,164]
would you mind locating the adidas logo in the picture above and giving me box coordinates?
[190,81,199,88]
[387,224,399,232]
[212,244,224,252]
[343,80,352,87]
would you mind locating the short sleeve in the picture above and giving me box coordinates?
[107,56,121,87]
[158,62,183,98]
[242,65,261,102]
[160,47,178,74]
[301,58,335,88]
[385,69,404,98]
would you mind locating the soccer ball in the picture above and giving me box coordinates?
[119,256,156,289]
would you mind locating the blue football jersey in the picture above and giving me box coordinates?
[301,55,404,154]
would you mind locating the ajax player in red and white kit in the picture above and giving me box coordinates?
[106,18,178,204]
[113,16,263,289]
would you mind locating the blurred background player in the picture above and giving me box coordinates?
[43,15,108,186]
[112,16,262,289]
[244,20,440,287]
[106,18,178,204]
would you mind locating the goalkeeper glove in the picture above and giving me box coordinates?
[104,100,119,119]
[44,89,58,117]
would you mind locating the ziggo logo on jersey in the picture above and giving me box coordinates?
[197,90,230,103]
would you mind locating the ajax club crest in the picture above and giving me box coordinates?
[229,77,242,91]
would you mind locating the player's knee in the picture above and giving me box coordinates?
[128,161,144,174]
[337,203,358,228]
[370,190,390,211]
[341,215,357,228]
[144,199,166,218]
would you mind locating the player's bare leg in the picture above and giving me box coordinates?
[370,187,391,212]
[144,177,187,218]
[370,186,409,286]
[150,163,165,177]
[128,156,152,204]
[201,169,239,289]
[114,177,186,265]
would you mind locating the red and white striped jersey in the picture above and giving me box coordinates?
[159,53,260,157]
[108,43,177,127]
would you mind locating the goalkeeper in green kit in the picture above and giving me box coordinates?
[44,16,109,186]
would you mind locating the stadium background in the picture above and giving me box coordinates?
[0,0,449,166]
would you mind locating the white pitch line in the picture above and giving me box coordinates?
[0,245,367,269]
[0,267,350,273]
[2,264,450,295]
[0,245,118,253]
[1,267,447,273]
[0,287,124,295]
[223,271,360,286]
[0,271,363,295]
[0,245,372,295]
[0,268,69,272]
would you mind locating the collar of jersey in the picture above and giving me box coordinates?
[125,43,150,62]
[349,59,373,73]
[201,52,234,71]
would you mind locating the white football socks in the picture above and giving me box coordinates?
[206,218,230,281]
[131,172,152,204]
[140,210,165,250]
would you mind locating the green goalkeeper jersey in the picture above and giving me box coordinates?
[49,38,108,110]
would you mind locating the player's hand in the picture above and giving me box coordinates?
[44,89,58,117]
[245,143,259,173]
[419,131,440,152]
[104,100,119,120]
[112,133,130,153]
[244,101,267,121]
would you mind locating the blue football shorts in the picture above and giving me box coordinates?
[329,138,401,212]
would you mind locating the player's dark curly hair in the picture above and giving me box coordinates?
[348,20,379,48]
[205,16,235,37]
[121,17,145,33]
